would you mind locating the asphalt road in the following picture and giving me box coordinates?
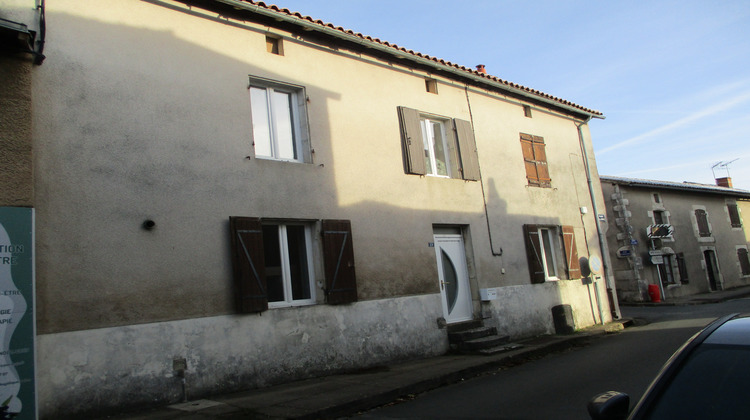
[357,298,750,419]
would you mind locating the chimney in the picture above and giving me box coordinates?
[476,64,486,74]
[716,177,733,188]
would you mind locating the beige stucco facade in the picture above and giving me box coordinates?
[12,0,617,417]
[601,177,750,302]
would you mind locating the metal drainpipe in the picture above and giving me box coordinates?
[576,118,622,319]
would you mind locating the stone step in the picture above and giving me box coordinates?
[448,326,498,344]
[446,319,483,333]
[458,334,510,351]
[475,342,524,356]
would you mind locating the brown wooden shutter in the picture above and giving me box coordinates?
[229,217,268,313]
[322,219,358,304]
[695,209,711,237]
[397,106,426,175]
[523,224,546,284]
[561,225,580,279]
[520,134,538,184]
[453,119,480,181]
[532,136,550,186]
[444,122,461,179]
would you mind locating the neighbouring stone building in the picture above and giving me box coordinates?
[601,175,750,302]
[2,0,618,417]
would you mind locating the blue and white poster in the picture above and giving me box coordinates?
[0,207,36,419]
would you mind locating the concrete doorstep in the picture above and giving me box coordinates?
[102,319,632,420]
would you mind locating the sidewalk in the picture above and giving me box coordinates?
[101,320,630,420]
[620,284,750,306]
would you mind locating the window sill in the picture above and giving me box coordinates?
[254,155,308,164]
[268,301,317,309]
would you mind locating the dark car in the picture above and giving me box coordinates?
[588,313,750,420]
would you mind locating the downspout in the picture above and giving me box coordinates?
[465,86,502,257]
[576,118,621,319]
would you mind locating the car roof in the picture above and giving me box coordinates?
[703,314,750,346]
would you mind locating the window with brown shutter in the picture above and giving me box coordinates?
[728,203,742,228]
[695,209,711,237]
[520,133,550,187]
[738,248,750,276]
[229,217,321,312]
[397,107,480,181]
[321,220,358,304]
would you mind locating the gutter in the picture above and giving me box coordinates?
[577,118,621,319]
[210,0,604,120]
[599,176,750,199]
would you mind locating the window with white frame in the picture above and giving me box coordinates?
[262,223,315,307]
[249,77,310,162]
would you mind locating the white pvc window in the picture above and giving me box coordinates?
[539,228,559,280]
[249,79,309,162]
[262,224,316,307]
[420,117,451,177]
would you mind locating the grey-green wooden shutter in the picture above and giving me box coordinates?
[523,224,546,284]
[728,203,742,227]
[229,217,269,313]
[322,219,358,304]
[695,209,711,237]
[397,106,426,175]
[561,225,580,279]
[453,119,480,181]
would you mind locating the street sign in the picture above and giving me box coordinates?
[647,224,673,238]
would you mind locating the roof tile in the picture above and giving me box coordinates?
[236,1,602,116]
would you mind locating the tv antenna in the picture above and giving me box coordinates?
[711,159,739,178]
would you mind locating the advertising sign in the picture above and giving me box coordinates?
[0,207,36,419]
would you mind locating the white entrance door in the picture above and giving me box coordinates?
[434,234,473,323]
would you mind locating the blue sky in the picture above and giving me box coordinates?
[274,0,750,189]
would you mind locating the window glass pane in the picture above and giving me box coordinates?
[262,225,285,302]
[541,229,557,277]
[420,120,434,175]
[286,225,311,300]
[431,120,449,176]
[653,211,664,224]
[271,90,296,160]
[250,87,273,157]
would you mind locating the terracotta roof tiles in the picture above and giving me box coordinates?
[235,1,603,116]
